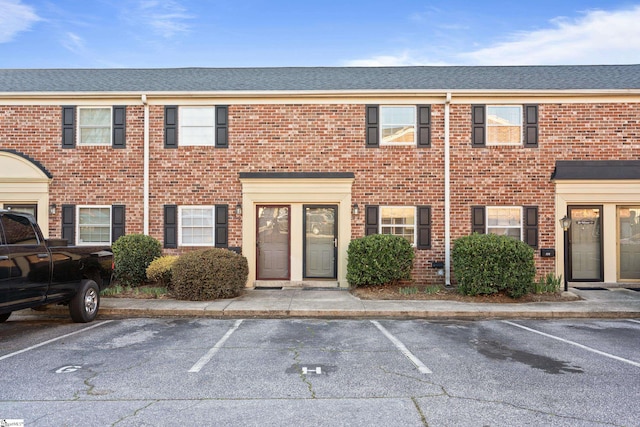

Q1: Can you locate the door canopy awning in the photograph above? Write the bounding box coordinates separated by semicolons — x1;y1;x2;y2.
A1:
552;160;640;181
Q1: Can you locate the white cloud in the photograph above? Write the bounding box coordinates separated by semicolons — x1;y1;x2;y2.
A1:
60;32;85;54
135;0;193;38
345;51;449;67
0;0;41;43
460;6;640;65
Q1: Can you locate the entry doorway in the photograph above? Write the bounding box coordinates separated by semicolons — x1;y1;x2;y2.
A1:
568;206;603;281
256;205;290;280
303;205;338;279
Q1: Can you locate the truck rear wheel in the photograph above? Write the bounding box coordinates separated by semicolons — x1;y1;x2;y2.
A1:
69;280;100;323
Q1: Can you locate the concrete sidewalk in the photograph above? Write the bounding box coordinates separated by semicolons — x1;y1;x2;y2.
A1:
89;287;640;319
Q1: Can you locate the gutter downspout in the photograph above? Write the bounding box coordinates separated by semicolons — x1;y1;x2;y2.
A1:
444;92;452;286
142;94;150;235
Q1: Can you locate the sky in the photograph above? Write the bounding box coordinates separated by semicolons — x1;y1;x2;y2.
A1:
1;0;639;68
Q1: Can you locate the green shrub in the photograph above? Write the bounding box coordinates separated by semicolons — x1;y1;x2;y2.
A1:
172;248;248;301
112;234;162;286
146;255;179;289
347;234;415;287
452;233;535;298
534;272;562;294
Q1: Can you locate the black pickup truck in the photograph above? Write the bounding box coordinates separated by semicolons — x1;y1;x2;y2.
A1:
0;210;113;323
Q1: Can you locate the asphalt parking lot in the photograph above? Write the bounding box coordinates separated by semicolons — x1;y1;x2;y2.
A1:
1;317;639;426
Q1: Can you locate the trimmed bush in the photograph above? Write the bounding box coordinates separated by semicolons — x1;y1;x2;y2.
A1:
347;234;415;287
112;234;162;286
146;255;179;290
172;248;248;301
452;233;535;298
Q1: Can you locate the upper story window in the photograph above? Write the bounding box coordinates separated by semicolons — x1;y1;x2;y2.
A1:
180;107;216;146
179;206;215;246
78;107;112;146
380;206;416;245
486;105;522;146
77;206;111;245
380;106;416;145
486;206;522;239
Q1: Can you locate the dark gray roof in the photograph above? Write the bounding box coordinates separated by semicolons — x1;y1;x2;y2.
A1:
1;65;640;93
552;160;640;180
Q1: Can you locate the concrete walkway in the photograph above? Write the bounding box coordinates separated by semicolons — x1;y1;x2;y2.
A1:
88;287;640;320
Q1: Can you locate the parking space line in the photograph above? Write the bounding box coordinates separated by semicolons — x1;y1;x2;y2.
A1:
188;319;243;373
370;320;432;374
626;319;640;325
0;320;114;362
503;320;640;368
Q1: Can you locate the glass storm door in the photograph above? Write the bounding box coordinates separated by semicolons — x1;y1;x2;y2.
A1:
304;205;337;279
256;206;290;280
619;207;640;281
569;206;603;281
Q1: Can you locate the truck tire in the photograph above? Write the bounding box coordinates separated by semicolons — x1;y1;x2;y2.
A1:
69;280;100;323
0;312;11;323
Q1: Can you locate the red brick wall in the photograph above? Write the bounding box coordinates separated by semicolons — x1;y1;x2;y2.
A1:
2;101;639;285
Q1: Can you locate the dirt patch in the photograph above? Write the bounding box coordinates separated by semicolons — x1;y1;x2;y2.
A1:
350;283;580;303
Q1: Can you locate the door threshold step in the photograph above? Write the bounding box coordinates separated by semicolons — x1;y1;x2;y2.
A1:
254;280;341;289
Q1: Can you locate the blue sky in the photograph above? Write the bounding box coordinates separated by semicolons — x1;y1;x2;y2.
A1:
1;0;639;68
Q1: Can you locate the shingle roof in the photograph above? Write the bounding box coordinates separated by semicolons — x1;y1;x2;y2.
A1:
1;65;640;93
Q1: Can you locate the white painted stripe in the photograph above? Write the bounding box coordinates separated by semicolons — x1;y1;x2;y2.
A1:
371;320;432;374
626;319;640;324
189;319;243;373
0;320;113;362
503;320;640;368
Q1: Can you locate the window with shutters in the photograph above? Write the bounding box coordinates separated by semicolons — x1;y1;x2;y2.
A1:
380;206;416;245
180;107;216;146
487;206;522;240
179;206;215;246
78;107;112;145
486;106;522;145
380;106;416;145
77;206;111;245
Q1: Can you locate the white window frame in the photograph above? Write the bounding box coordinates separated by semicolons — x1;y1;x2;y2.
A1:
77;106;112;146
178;206;216;246
486;105;522;146
379;206;417;246
179;106;216;146
486;206;523;240
380;105;416;146
76;205;112;246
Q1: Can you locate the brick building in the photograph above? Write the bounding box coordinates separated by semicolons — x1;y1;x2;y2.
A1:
0;66;639;287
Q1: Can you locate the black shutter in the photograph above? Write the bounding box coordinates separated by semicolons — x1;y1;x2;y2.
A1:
215;204;229;247
416;206;431;249
216;106;228;148
524;104;538;148
365;105;379;148
111;205;125;243
164;205;177;248
471;105;486;148
365;205;379;235
62;106;76;149
471;206;486;234
112;106;126;149
164;106;178;148
61;204;76;244
523;206;539;248
417;105;431;148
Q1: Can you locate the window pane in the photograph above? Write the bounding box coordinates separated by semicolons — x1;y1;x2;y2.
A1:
380;207;415;244
181;127;215;145
381;107;415;144
181;107;215;126
488;208;520;227
79;108;110;126
1;214;38;244
80;128;111;145
180;207;214;245
619;207;640;280
488;227;521;239
487;106;521;126
487;126;521;144
78;207;110;244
